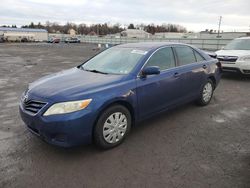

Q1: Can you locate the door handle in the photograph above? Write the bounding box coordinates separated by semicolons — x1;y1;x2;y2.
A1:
174;72;180;78
202;64;207;69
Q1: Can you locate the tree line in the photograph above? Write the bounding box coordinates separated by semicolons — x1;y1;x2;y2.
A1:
1;22;187;35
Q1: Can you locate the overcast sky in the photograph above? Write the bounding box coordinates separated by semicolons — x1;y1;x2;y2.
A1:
1;0;250;32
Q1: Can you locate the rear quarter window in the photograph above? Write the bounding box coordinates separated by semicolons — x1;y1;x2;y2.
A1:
194;50;205;62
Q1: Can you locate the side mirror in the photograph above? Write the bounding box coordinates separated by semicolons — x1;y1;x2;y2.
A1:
141;66;160;77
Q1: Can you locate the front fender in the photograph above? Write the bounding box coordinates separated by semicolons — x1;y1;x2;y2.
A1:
95;89;138;120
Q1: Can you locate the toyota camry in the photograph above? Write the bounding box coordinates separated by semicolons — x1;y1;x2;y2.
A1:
19;42;221;149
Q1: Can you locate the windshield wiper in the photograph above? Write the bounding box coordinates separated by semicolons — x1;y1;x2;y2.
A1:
83;68;108;74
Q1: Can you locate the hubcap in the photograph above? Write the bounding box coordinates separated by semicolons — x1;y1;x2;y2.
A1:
103;112;127;144
202;82;213;103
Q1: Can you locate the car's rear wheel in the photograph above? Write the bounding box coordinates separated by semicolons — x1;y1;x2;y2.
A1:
197;79;214;106
94;105;131;149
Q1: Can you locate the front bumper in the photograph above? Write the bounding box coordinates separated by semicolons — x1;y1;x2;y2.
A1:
19;104;96;147
221;61;250;74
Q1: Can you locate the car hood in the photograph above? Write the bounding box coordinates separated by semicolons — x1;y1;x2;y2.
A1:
216;50;250;57
28;67;126;101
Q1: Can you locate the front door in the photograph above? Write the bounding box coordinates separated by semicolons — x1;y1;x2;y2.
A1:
136;47;183;119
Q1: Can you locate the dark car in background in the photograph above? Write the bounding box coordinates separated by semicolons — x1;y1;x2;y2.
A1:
19;42;221;149
65;37;80;43
21;37;29;42
0;35;4;43
48;37;60;43
0;38;4;43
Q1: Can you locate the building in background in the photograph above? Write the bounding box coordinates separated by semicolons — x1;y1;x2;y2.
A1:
154;31;250;39
121;29;151;38
68;29;76;36
0;27;48;42
154;32;186;38
198;31;250;39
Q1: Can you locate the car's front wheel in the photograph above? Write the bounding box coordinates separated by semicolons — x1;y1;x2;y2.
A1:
197;79;214;106
94;105;131;149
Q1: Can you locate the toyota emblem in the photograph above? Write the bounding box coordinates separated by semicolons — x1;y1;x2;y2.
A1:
23;93;28;103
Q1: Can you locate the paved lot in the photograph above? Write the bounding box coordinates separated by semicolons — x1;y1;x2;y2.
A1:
0;43;250;188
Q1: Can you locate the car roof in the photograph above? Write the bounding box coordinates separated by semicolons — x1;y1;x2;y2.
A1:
115;42;190;50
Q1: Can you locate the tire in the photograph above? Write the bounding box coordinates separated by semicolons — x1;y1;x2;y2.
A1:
94;105;131;149
196;79;214;106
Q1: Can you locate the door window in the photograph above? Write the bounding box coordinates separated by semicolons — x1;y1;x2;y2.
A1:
145;47;176;70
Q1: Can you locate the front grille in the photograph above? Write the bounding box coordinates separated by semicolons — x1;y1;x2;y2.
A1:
23;100;47;115
217;56;238;63
222;67;240;73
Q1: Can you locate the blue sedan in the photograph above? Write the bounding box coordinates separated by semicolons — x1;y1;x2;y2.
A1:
19;42;221;149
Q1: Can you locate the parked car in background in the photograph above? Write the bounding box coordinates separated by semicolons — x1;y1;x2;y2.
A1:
19;42;221;149
65;37;80;43
216;37;250;74
48;37;60;43
21;38;29;42
0;36;4;43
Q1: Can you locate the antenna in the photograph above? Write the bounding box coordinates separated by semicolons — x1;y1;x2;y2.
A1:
217;16;222;38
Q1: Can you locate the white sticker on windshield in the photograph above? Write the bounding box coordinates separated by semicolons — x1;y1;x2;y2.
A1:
131;50;148;55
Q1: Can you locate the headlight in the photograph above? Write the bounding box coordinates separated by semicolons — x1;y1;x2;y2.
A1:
238;56;250;61
43;99;92;116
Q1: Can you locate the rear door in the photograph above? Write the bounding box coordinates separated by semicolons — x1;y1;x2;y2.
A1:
173;45;208;100
136;47;183;119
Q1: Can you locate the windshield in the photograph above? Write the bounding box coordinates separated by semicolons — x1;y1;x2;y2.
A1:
224;39;250;50
81;47;147;74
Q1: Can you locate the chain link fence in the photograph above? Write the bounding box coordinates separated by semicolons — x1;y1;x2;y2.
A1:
79;36;232;51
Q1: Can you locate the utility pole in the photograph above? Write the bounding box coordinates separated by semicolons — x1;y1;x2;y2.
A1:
97;24;99;36
217;16;222;38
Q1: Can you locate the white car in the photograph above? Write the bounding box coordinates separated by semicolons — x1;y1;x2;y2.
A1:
216;37;250;74
64;37;80;43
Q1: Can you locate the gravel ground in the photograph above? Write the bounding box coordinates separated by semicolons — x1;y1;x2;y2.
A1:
0;43;250;188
